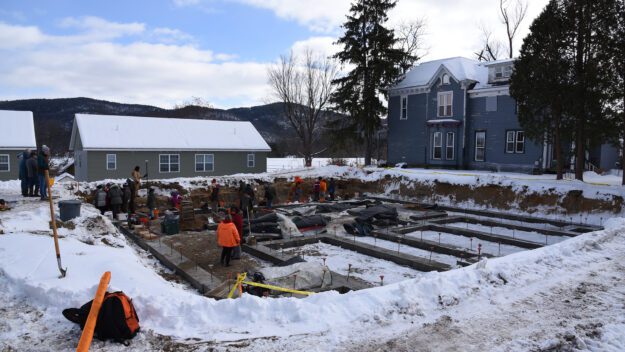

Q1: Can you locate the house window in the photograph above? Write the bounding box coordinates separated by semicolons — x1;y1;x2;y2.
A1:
506;131;525;154
195;154;214;172
437;91;453;117
494;65;513;79
442;74;450;85
247;153;255;168
475;131;486;161
159;154;180;173
0;154;8;172
106;154;116;170
432;132;442;160
400;96;408;120
446;132;455;160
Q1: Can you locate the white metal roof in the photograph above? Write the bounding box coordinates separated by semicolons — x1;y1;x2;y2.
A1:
0;110;37;150
393;57;489;90
70;114;271;152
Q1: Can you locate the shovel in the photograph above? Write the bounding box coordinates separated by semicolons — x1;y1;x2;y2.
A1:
45;170;67;278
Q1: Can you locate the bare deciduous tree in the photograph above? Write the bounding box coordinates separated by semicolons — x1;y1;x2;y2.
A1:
267;49;338;167
500;0;529;58
475;24;503;62
173;96;213;109
395;19;428;73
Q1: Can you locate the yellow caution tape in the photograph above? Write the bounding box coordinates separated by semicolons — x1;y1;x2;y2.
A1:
227;272;315;298
241;280;315;296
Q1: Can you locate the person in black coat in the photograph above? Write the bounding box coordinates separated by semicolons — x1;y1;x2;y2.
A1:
37;146;50;201
26;151;38;197
121;183;131;213
108;184;123;220
18;150;29;197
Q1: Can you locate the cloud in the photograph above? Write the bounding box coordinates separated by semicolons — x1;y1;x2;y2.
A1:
236;0;350;32
0;21;267;108
172;0;202;6
236;0;549;60
58;16;145;40
290;36;339;59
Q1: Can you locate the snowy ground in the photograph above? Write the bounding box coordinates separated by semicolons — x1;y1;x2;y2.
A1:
2;169;625;351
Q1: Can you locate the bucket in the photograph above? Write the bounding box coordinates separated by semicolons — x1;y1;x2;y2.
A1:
58;200;81;221
139;217;149;225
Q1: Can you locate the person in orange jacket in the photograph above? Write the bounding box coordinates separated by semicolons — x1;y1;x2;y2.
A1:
217;214;241;267
319;177;328;202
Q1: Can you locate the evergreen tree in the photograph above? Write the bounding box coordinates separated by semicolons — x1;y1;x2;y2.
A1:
331;0;404;165
510;0;572;180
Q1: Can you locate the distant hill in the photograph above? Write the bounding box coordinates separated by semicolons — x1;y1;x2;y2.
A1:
0;97;301;155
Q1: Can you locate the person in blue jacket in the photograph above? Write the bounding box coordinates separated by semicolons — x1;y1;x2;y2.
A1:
18;150;30;197
37;145;50;201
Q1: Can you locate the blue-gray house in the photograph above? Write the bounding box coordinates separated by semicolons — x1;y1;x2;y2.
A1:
387;57;619;173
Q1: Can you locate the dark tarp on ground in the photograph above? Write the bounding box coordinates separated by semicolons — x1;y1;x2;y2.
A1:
343;219;373;237
347;204;398;222
243;222;282;234
292;215;330;229
315;203;355;213
249;212;279;224
251;233;283;241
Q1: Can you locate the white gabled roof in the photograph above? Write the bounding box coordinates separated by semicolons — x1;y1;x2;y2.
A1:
71;114;271;152
392;57;488;90
0;110;37;150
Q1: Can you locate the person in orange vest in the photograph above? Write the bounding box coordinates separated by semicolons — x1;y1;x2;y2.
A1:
319;177;328;202
217;214;241;267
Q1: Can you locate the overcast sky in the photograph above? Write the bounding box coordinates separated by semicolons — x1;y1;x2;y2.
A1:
0;0;549;109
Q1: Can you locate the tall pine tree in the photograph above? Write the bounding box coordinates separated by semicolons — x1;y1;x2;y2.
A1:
331;0;404;165
510;0;572;180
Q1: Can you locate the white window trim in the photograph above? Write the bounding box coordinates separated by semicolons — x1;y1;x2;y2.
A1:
0;154;9;172
437;91;453;117
505;130;525;154
195;153;215;172
159;154;180;173
400;95;408;120
505;131;516;154
475;131;486;162
106;153;117;170
247;153;255;168
432;132;442;160
442;74;450;85
446;132;455;160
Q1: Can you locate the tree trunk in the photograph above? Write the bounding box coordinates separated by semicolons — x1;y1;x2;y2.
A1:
364;132;373;166
303;141;313;167
554;119;563;181
575;120;585;181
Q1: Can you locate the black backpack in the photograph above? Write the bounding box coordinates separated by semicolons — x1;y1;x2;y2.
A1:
63;291;140;343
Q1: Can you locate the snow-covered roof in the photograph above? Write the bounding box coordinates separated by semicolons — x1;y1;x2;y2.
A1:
393;57;488;90
0;110;37;150
70;114;271;152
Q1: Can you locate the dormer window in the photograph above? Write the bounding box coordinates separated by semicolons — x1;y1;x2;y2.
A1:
442;74;450;85
494;65;513;79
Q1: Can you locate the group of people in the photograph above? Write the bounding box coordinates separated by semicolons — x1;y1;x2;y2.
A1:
93;182;132;219
17;146;51;201
92;165;144;219
289;176;336;203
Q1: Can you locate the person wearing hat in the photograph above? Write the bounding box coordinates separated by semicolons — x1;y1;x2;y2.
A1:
216;214;241;267
37;146;50;201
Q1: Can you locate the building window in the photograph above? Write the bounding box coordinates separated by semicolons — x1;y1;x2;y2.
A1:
475;131;486;161
437;91;453;117
442;74;450;85
494;65;513;79
432;132;442;160
195;154;214;172
159;154;180;173
106;154;116;170
247;153;255;168
446;132;455;160
506;131;525;154
0;154;8;172
400;96;408;120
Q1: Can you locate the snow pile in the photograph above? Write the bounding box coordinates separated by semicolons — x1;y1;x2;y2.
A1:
2;191;625;348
